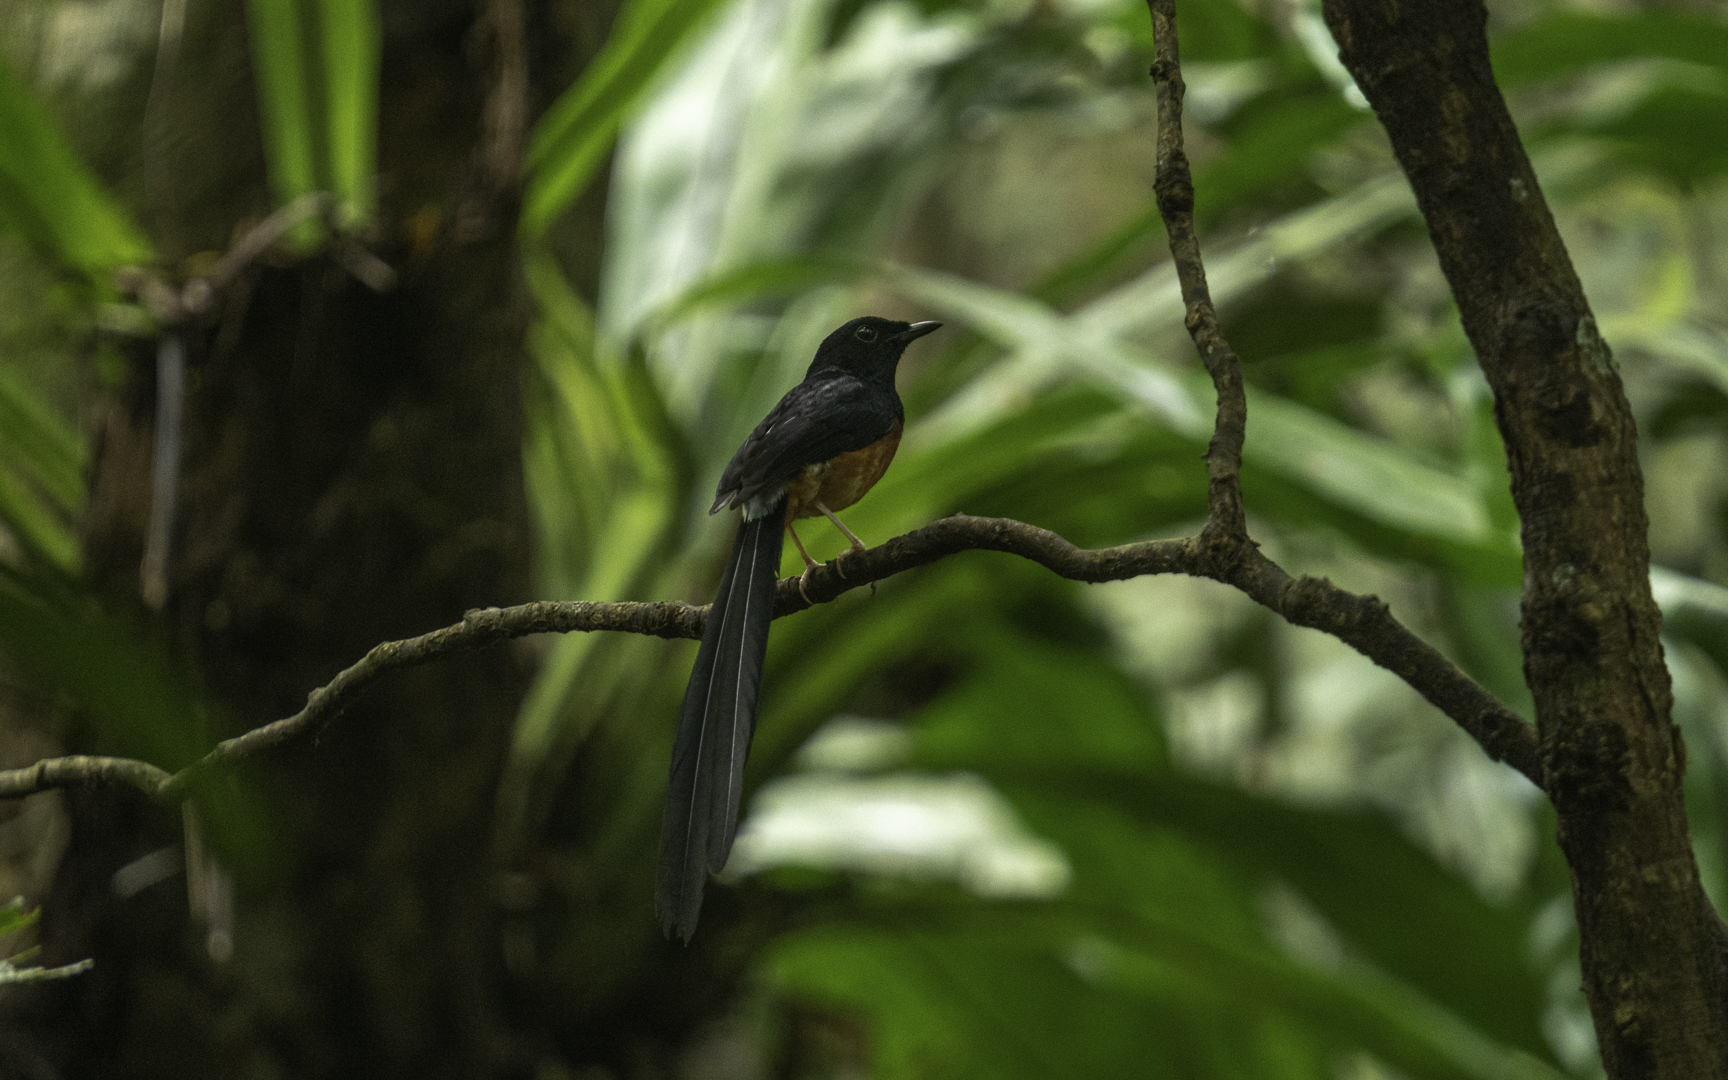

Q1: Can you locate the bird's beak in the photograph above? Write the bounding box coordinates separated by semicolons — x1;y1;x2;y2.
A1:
895;321;942;343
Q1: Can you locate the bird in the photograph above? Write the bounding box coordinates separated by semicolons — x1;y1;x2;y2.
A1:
656;315;942;941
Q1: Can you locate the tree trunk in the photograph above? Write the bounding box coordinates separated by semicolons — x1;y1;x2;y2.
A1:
22;3;604;1075
1319;1;1728;1075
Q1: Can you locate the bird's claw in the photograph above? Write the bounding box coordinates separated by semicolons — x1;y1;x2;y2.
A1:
801;545;873;603
837;543;874;596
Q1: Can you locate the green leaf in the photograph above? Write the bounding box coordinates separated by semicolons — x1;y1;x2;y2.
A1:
0;365;81;572
316;0;381;225
913;627;1167;775
771;921;1204;1080
1244;386;1514;559
766;897;1560;1080
750;561;993;775
0;955;95;984
0;896;94;984
1492;14;1728;184
1013;92;1369;360
1492;13;1728;87
246;0;322;249
641;255;873;333
1587;86;1728;185
0;574;274;877
0;897;37;938
0;364;82;515
0;578;206;772
884;263;1520;580
880;607;1548;1061
522;0;736;239
0;466;77;575
0;59;152;274
496;252;687;851
1050;772;1553;1061
1197;91;1361;222
1436;582;1532;719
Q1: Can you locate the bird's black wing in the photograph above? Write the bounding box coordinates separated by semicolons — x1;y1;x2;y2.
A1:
711;374;901;514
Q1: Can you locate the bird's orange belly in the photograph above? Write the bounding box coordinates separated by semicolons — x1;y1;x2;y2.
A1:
784;421;902;521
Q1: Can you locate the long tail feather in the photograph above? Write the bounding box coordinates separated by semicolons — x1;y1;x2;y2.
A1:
656;496;786;941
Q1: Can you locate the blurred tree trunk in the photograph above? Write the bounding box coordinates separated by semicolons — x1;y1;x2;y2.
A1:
1319;0;1728;1076
20;2;615;1076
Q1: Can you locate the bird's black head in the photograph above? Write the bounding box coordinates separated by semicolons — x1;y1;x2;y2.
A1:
806;316;941;381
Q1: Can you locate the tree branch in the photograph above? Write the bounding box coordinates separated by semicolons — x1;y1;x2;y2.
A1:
0;755;173;800
1147;0;1246;539
0;513;1542;804
1140;0;1538;774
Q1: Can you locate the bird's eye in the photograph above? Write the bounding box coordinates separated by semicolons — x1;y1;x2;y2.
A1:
854;325;878;343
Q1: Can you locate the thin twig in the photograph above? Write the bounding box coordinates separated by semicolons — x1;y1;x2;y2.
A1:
116;191;359;324
0;514;1542;804
196;192;333;302
1148;0;1247;539
140;333;185;610
160;599;704;800
1144;0;1534;772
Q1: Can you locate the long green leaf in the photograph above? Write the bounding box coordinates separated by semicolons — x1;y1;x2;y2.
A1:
316;0;380;226
1244;386;1500;550
767;901;1559;1080
883;263;1519;579
0;467;77;574
0;575;274;874
0;579;202;770
522;0;735;239
1022;772;1552;1061
0;364;82;513
0;367;82;572
0;59;151;273
246;0;322;249
899;631;1551;1060
496;252;686;851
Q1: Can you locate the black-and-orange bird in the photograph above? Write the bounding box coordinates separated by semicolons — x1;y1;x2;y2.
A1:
657;315;941;940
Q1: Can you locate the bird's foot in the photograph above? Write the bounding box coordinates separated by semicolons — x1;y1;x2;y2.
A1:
798;567;816;604
838;543;874;596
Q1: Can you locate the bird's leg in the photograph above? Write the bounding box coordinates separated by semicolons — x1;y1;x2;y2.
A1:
787;521;820;603
813;501;874;594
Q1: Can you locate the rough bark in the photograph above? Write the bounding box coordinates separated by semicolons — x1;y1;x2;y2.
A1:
15;3;561;1077
1319;0;1728;1075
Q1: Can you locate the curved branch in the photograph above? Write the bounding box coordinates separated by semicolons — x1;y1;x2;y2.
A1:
792;515;1541;784
0;755;173;801
0;514;1541;804
160;599;703;800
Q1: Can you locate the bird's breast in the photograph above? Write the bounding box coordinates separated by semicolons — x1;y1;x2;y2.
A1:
785;421;902;521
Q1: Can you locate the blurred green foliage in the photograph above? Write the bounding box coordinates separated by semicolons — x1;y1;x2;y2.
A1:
0;897;92;985
3;0;1728;1075
244;0;381;242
